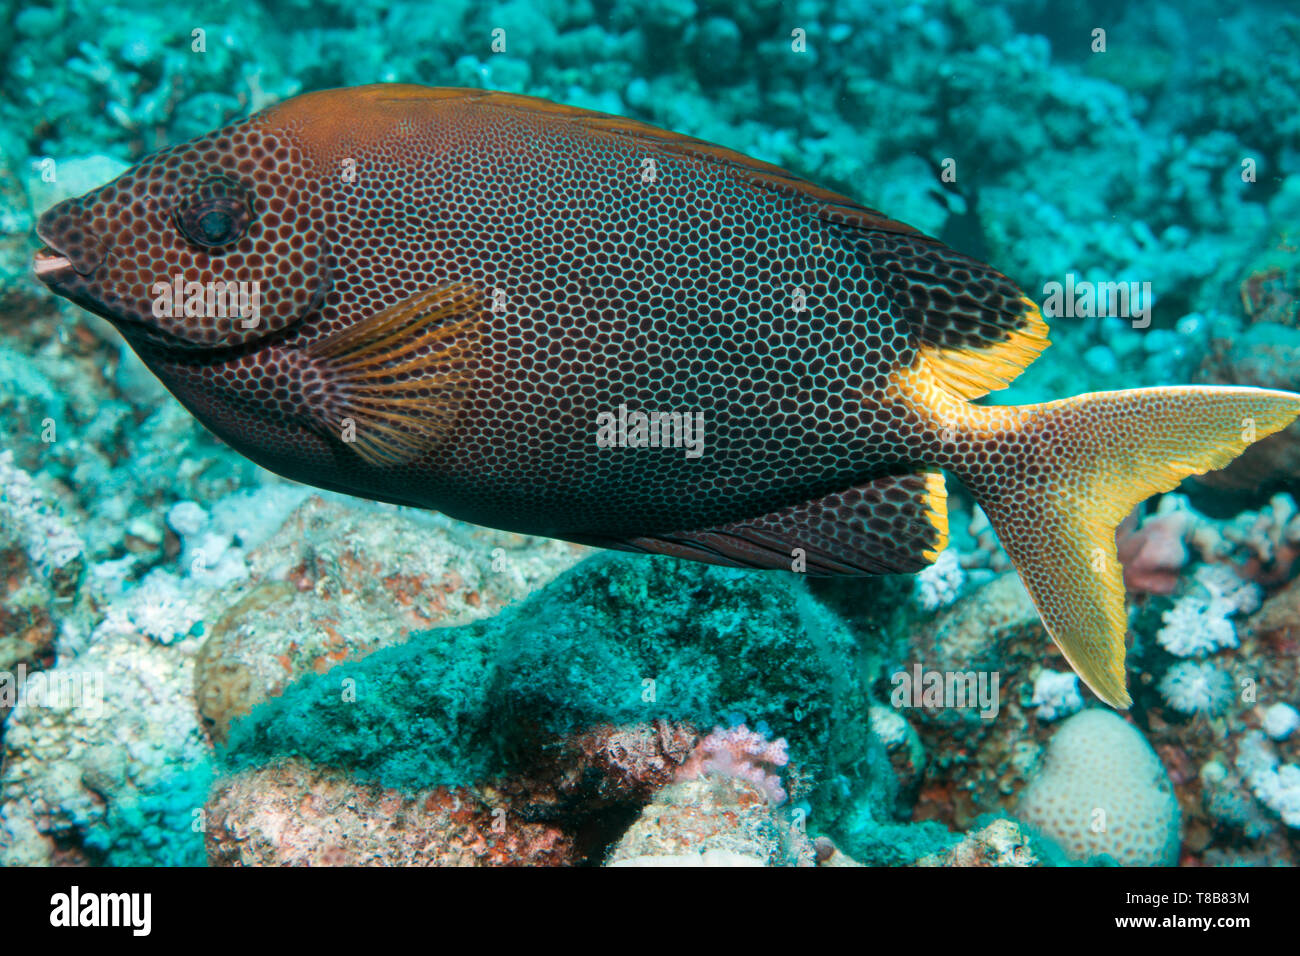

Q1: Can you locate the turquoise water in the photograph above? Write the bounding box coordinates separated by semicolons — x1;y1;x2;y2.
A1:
1;0;1298;867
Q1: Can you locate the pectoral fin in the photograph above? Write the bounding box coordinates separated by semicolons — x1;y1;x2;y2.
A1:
305;282;483;466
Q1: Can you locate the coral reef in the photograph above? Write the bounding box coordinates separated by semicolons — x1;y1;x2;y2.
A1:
1117;502;1191;595
673;724;790;805
0;622;211;866
915;818;1039;867
897;572;1053;830
913;548;966;611
1235;731;1300;830
218;553;878;817
0;454;82;730
190;493;584;741
0;486;579;865
1262;703;1300;741
1;0;1298;869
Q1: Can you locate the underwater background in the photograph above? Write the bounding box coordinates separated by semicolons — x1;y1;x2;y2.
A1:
1;0;1299;867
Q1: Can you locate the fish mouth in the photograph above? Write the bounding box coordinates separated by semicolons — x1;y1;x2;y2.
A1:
32;244;74;280
33;201;108;279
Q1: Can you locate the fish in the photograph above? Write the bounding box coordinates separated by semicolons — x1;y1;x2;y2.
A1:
32;83;1300;709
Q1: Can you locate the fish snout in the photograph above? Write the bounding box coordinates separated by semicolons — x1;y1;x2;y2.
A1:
33;200;109;281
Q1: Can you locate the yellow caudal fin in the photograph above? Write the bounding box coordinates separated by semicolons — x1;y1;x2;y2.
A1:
947;385;1300;708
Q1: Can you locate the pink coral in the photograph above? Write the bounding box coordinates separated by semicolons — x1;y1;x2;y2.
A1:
674;724;790;804
1117;506;1191;595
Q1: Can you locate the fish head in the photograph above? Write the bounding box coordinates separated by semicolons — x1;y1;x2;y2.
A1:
33;116;330;348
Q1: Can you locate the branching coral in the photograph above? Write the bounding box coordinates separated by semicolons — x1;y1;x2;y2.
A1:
1195;494;1300;586
1236;731;1300;829
1030;670;1084;723
673;724;790;805
1158;661;1235;717
1120;493;1300;592
914;548;965;611
1156;595;1238;658
1151;563;1258;658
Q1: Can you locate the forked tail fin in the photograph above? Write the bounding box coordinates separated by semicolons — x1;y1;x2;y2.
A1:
946;384;1300;708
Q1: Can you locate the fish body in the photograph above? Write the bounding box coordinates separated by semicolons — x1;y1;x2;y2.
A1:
33;84;1300;708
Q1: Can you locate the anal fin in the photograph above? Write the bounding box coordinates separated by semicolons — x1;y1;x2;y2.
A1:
586;471;949;576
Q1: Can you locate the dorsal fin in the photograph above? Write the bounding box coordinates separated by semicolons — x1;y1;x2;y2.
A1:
481;92;925;238
339;85;927;240
855;232;1051;400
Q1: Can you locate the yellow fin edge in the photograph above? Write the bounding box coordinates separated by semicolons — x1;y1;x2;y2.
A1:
919;295;1050;401
921;469;949;563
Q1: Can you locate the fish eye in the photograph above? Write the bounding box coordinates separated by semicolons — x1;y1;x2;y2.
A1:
174;174;253;250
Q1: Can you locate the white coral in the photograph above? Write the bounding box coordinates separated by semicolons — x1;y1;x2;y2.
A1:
1155;593;1238;657
1262;703;1300;741
0;450;84;575
1158;660;1234;716
1030;670;1084;722
94;570;203;646
1194;563;1261;615
1236;731;1300;829
914;548;964;611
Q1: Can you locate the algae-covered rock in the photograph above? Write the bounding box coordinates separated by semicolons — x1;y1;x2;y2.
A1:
221;552;878;818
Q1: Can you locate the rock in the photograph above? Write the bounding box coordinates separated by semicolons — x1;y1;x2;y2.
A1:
193;493;586;741
206;761;574;866
605;775;814;867
0;625;210;866
219;552;876;815
916;818;1039;867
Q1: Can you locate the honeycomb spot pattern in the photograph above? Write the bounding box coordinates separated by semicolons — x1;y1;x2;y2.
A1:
607;470;946;575
41;86;995;545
